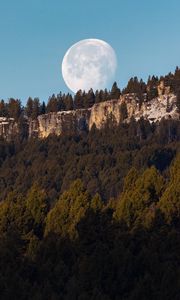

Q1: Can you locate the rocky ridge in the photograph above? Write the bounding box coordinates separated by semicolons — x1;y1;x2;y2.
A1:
0;88;179;141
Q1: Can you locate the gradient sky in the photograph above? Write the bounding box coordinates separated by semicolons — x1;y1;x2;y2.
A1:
0;0;180;104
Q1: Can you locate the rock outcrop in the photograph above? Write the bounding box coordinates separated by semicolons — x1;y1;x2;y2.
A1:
0;117;19;141
90;93;179;128
125;93;179;122
0;92;179;141
89;99;122;130
29;109;91;138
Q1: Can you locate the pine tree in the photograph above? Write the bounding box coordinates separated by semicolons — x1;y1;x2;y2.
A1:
65;94;73;110
0;100;8;117
26;184;48;226
74;90;83;109
47;94;58;112
95;90;101;103
8;98;22;120
110;82;121;99
84;88;95;108
114;166;164;227
147;76;158;100
104;88;110;101
158;154;180;224
40;101;46;115
57;92;65;111
32;98;40;119
120;102;128;121
26;97;34;118
45;180;90;238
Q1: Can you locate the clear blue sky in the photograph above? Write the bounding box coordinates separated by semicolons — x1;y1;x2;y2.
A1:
0;0;180;104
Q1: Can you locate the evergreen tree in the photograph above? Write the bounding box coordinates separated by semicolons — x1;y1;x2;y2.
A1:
0;192;32;236
95;90;101;103
110;82;121;99
65;94;73;110
57;92;66;111
128;116;137;136
26;184;48;227
158;154;180;224
137;117;152;140
0;100;8;117
32;98;40;119
84;88;95;108
147;76;159;100
120;102;128;121
40;101;46;115
114;166;164;227
26;97;34;118
8;98;22;120
45;179;90;238
74;90;83;109
47;94;58;112
104;88;110;101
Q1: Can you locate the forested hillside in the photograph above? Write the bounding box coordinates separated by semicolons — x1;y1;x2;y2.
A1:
0;115;179;299
0;118;179;202
0;68;180;299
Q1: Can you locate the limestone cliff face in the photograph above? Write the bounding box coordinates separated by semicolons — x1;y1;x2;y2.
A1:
122;93;179;122
89;93;179;129
157;80;171;98
89;99;122;129
29;109;91;138
0;117;19;141
31;94;178;138
0;91;179;141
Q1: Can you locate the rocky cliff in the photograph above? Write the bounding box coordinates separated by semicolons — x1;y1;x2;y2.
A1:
0;91;179;140
29;109;91;138
0;117;19;141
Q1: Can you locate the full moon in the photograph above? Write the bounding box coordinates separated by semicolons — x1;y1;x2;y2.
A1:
62;39;117;93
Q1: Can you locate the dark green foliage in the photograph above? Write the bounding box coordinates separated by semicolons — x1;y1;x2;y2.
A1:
46;92;73;113
31;98;40;119
0;100;8;117
45;179;91;238
65;93;73;110
74;89;83;109
123;76;146;96
8;98;22;121
158;154;180;224
84;88;95;108
0;119;179;203
114;166;164;227
120;101;128;121
110;82;121;99
26;184;48;226
164;66;180;94
0;153;180;299
46;94;58;112
26;97;41;119
147;75;158;100
26;97;34;118
40;101;46;114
